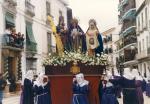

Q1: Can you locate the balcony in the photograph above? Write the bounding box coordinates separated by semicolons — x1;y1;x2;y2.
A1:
122;0;128;6
103;35;112;44
118;4;122;11
122;8;136;21
124;49;137;62
124;35;137;46
26;41;37;53
25;0;35;17
2;32;24;51
122;26;136;37
104;48;113;54
4;0;17;6
137;50;148;60
121;21;135;32
118;0;128;11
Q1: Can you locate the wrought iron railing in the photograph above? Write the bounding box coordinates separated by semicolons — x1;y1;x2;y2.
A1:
26;41;37;53
124;35;137;46
2;33;24;49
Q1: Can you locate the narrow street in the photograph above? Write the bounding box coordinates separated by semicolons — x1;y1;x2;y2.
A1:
3;96;20;104
0;0;150;104
3;94;150;104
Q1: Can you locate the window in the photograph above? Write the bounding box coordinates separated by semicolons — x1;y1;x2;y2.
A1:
47;32;52;52
142;39;144;51
146;36;148;49
145;7;148;28
26;21;37;52
46;1;51;15
26;59;37;71
138;17;140;31
5;12;15;29
141;13;144;29
139;41;141;53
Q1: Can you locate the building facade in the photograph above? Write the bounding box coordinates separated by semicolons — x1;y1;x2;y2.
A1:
102;27;119;72
136;0;150;77
0;0;68;93
117;0;137;69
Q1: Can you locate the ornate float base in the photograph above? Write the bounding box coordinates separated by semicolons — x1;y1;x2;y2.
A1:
45;64;105;104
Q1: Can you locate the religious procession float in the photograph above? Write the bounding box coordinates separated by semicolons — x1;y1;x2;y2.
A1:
42;15;108;104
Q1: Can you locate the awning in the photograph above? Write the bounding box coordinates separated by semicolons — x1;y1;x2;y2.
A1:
5;12;15;27
26;22;36;43
26;22;37;52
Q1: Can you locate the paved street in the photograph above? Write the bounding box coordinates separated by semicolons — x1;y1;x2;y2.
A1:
118;94;150;104
2;94;150;104
3;96;20;104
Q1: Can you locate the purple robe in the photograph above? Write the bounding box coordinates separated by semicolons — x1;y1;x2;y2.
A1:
101;85;118;104
135;80;144;104
113;76;122;98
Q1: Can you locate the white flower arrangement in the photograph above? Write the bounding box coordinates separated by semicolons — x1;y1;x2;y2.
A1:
43;52;108;67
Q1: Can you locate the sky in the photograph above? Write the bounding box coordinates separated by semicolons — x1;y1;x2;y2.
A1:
68;0;119;32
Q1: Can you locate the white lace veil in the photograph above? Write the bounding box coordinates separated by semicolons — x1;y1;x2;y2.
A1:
25;70;33;81
132;69;143;81
123;68;134;80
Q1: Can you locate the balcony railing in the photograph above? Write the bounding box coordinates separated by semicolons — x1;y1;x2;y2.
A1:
104;48;113;54
122;8;136;21
26;41;37;53
124;35;137;46
124;49;136;62
118;4;122;11
122;0;128;6
122;26;136;37
103;36;112;44
118;0;128;11
5;0;17;6
2;33;24;50
137;50;148;59
121;21;135;32
25;0;35;17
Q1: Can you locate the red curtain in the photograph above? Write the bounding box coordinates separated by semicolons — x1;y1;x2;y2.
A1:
49;76;100;104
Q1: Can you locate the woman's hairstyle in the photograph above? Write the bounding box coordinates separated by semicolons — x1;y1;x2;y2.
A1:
86;19;99;33
89;19;97;26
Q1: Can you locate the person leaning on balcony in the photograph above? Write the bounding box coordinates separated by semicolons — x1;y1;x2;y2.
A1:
15;32;24;48
4;27;11;45
0;73;7;104
9;28;16;46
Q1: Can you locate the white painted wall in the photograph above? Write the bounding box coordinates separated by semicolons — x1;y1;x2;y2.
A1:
0;0;68;74
102;27;119;69
136;1;150;77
